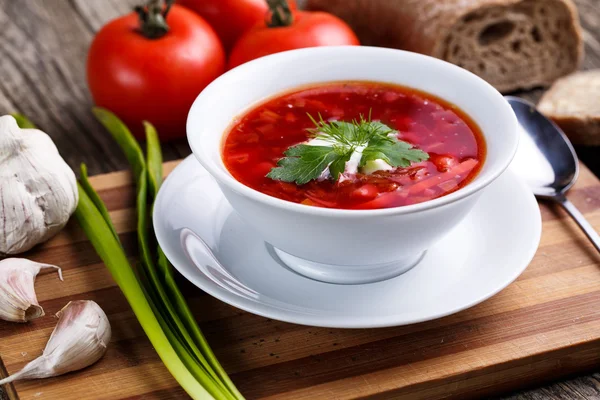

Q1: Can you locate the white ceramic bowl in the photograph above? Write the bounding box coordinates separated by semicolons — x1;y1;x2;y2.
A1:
187;46;518;284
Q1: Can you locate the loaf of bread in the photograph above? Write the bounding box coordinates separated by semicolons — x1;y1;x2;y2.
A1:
538;70;600;146
306;0;584;93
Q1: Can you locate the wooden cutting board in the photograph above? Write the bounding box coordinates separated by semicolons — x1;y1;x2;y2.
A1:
1;160;600;400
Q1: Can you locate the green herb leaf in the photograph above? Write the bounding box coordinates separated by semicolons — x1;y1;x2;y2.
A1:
268;113;429;185
267;144;344;185
328;150;353;181
307;114;392;147
362;135;429;168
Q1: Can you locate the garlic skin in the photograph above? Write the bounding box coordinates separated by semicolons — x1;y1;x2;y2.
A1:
0;300;111;385
0;258;62;323
0;115;78;255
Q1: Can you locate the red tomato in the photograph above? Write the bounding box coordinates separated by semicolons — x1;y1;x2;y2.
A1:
87;5;225;140
431;155;458;172
350;184;379;201
228;10;359;69
177;0;297;51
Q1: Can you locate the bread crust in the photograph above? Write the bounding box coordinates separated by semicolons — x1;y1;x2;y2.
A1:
307;0;584;93
538;70;600;146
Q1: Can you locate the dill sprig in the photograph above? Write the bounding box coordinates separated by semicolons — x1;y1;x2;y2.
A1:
307;111;395;148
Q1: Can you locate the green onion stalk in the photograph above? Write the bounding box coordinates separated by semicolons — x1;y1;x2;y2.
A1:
12;112;244;400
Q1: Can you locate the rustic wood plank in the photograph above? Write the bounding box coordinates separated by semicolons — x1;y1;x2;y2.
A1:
499;4;600;399
0;0;188;176
0;358;15;400
0;160;597;400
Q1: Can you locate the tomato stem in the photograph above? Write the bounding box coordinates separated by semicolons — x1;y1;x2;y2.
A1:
134;0;174;39
266;0;294;28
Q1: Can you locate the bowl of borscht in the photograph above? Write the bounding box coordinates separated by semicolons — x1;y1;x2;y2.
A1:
187;46;518;284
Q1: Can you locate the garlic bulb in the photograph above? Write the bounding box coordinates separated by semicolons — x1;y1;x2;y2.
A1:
0;300;111;385
0;115;78;255
0;258;62;322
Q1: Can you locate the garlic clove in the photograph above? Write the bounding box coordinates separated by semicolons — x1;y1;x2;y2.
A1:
0;258;63;323
0;115;78;256
0;300;111;385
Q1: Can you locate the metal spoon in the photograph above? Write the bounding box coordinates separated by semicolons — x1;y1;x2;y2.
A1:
506;96;600;252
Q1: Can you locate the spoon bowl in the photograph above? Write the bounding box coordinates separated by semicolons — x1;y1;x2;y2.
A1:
506;96;599;252
507;97;579;197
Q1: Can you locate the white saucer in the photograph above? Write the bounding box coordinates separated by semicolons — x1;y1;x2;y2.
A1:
154;156;541;328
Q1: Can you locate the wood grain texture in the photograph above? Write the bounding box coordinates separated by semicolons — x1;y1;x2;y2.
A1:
0;160;597;400
0;0;189;176
0;0;596;175
0;0;598;399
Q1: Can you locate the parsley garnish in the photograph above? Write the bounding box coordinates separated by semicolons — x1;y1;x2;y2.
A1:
266;113;429;185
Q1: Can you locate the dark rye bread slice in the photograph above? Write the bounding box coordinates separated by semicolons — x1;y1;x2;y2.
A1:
306;0;584;93
538;70;600;146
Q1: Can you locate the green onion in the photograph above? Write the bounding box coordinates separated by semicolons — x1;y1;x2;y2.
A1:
11;113;36;129
145;122;244;399
71;109;244;399
79;164;121;243
75;183;213;399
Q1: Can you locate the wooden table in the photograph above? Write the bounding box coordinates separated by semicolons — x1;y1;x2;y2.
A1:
0;1;598;399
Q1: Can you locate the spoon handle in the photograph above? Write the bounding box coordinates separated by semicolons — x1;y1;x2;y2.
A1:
557;196;600;253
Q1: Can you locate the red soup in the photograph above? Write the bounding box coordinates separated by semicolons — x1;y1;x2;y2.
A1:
222;82;485;210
